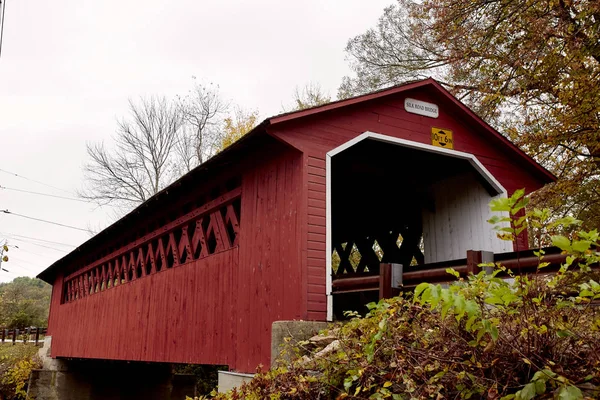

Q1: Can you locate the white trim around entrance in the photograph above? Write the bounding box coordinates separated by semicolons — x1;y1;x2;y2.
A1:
324;131;507;321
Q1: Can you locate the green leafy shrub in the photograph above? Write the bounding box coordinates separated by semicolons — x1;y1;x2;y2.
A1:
0;345;41;400
210;190;599;399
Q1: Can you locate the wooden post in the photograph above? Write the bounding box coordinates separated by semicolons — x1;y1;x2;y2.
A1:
12;329;17;345
379;263;392;300
34;327;40;345
466;250;494;275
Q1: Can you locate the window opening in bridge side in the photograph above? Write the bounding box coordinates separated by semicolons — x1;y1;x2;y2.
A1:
60;178;242;304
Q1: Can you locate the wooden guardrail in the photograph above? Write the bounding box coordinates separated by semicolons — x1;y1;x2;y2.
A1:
332;247;575;299
0;327;46;345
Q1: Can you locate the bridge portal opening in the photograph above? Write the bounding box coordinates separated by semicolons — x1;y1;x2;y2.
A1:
327;133;510;320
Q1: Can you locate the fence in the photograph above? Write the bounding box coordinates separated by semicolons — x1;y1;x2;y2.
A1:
332;247;577;299
0;327;46;345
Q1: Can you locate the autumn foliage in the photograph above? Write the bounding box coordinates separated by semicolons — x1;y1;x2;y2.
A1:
340;0;600;230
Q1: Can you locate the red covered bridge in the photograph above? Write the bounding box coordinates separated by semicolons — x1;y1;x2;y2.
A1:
38;78;554;374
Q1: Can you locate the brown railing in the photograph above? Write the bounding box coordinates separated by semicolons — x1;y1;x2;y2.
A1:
62;187;241;304
332;247;575;299
0;327;46;345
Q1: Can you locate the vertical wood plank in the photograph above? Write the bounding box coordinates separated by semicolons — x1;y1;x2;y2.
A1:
379;263;392;300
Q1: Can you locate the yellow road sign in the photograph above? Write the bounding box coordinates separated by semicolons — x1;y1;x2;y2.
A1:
431;127;454;149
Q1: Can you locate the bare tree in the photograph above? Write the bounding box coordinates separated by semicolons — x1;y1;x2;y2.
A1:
81;81;228;210
178;78;228;165
81;96;184;208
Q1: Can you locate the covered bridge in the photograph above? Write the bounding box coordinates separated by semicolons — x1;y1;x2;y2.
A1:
38;78;554;374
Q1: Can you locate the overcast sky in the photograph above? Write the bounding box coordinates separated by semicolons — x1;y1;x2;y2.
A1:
0;0;391;283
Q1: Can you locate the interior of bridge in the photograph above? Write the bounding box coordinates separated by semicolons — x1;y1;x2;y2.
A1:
330;137;497;319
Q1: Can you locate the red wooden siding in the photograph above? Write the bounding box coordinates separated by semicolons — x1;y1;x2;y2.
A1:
49;248;238;365
306;155;328;320
46;144;306;373
235;147;305;372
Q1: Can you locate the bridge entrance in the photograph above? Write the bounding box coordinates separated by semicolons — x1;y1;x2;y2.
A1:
326;132;511;320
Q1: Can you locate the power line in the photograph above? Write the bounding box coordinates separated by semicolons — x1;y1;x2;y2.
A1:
7;260;40;274
10;244;52;257
5;237;69;253
9;256;45;270
0;168;74;195
0;0;6;59
4;236;68;252
1;209;91;233
0;185;91;203
0;232;75;248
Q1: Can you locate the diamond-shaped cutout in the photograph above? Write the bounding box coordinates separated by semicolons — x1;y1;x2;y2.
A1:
331;248;341;274
155;253;163;272
221;207;236;245
349;243;361;271
202;218;218;254
136;259;143;278
372;240;383;262
128;265;134;281
396;233;403;248
145;247;153;275
166;247;174;269
205;225;217;254
94;270;99;292
106;263;113;288
193;237;203;259
179;246;189;264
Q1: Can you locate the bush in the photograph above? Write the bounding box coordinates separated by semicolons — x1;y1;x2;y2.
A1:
212;191;600;399
0;345;41;400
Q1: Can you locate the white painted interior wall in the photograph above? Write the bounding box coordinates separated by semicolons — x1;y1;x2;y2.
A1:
422;171;512;263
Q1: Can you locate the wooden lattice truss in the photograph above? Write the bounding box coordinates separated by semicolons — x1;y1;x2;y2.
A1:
333;218;424;277
63;188;241;303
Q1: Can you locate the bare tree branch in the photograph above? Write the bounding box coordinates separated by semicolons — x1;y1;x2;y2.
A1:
178;78;229;165
80;81;228;211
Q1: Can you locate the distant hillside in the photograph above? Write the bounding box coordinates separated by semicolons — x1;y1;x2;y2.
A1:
0;277;51;328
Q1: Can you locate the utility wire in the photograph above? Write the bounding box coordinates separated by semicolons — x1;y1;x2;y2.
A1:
0;0;6;59
0;185;91;203
9;256;45;269
0;232;75;248
7;260;40;274
5;237;68;252
1;209;91;233
10;245;49;257
0;168;74;195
